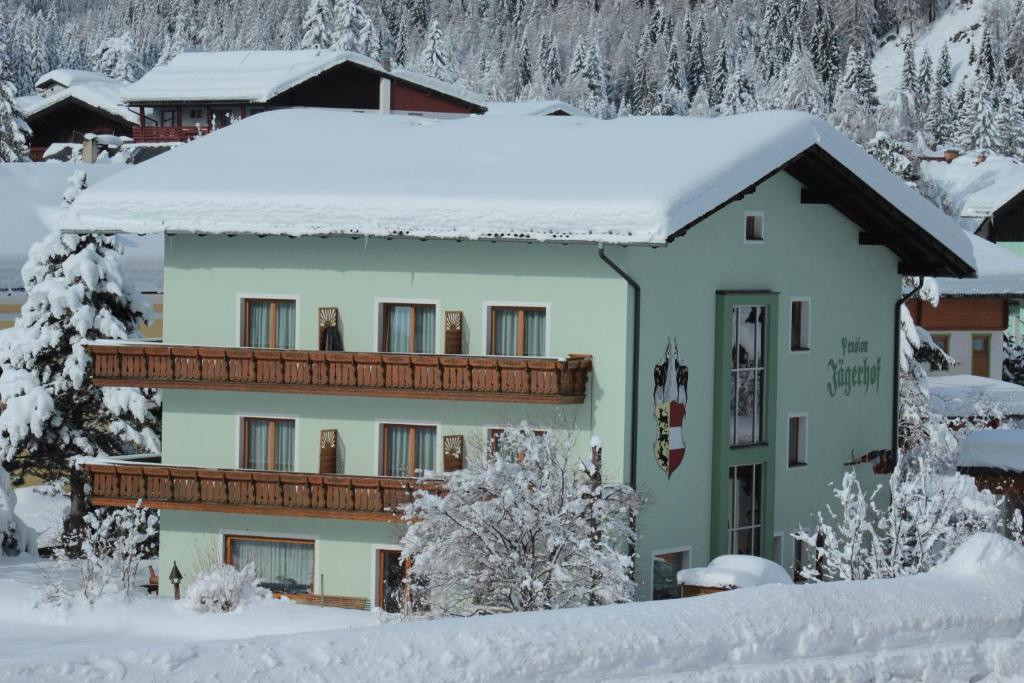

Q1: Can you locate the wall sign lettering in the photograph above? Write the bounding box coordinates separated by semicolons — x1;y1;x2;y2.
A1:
827;336;883;397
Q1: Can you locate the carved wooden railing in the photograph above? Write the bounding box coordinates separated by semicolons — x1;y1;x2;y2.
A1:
132;126;211;142
88;344;592;404
84;462;440;521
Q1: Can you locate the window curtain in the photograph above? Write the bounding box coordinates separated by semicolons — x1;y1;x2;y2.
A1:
386;306;411;353
230;539;313;594
246;301;271;348
274;420;295;471
385;426;411;477
245;419;269;470
415;427;436;473
414;306;435;353
523;310;546;356
492;309;519;355
275;302;296;349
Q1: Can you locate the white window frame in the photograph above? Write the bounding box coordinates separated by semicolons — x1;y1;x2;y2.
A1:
786;413;808;468
373;297;442;354
234;413;301;471
650;545;692;600
375;419;442;476
236;293;301;349
789;297;811;353
481;301;552;357
744;211;765;243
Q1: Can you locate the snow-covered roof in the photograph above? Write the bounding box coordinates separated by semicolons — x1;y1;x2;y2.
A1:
18;73;137;128
0;163;162;293
927;375;1024;418
921;154;1024;227
677;555;792;589
34;69;118;91
958;429;1024;472
484;100;589;117
58;109;973;271
122;50;485;109
936;233;1024;298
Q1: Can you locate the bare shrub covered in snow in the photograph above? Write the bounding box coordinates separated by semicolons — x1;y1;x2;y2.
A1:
182;563;269;613
0;172;161;546
401;425;640;617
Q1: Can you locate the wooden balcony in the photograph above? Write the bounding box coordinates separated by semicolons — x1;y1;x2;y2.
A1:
131;125;211;143
84;462;439;521
88;343;592;404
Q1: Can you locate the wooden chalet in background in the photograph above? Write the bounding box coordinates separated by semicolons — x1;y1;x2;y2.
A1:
122;50;488;142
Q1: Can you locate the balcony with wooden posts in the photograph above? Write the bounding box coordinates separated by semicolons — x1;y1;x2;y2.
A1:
84;461;440;521
131;125;211;143
87;343;593;404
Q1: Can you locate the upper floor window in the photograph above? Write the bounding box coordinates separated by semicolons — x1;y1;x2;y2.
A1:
730;305;767;447
489;306;546;357
242;417;295;471
381;424;437;477
652;549;690;600
242;298;296;349
745;212;764;242
787;414;807;467
381;303;436;353
932;333;950;354
790;299;810;351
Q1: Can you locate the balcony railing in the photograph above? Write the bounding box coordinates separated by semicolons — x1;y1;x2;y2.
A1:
131;126;211;143
84;462;440;521
88;343;592;404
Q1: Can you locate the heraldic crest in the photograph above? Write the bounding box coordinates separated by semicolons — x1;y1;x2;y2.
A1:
653;337;689;478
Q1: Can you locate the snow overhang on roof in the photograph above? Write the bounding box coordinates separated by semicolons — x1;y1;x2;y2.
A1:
122;50;486;111
935;232;1024;298
485;100;591;117
921;154;1024;221
19;78;137;128
58;108;974;277
34;68;118;91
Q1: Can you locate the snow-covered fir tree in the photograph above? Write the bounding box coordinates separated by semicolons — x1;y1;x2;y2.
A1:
810;0;842;103
773;43;826;116
0;172;161;542
935;43;953;88
867;131;916;181
401;426;640;616
969;77;1000;151
415;18;454;81
332;0;379;57
92;32;143;83
996;80;1024;157
0;52;28;163
299;0;335;50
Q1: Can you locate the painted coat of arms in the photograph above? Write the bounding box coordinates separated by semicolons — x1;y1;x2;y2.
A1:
653;337;689;478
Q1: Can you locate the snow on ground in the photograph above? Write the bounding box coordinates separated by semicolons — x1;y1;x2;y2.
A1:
2;534;1022;682
872;0;990;97
12;485;68;548
958;429;1024;472
0;162;162;293
929;374;1024;417
59;109;971;264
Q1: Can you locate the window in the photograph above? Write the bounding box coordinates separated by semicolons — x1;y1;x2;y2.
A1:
971;335;990;377
376;549;427;613
488;306;546;356
772;533;783;564
745;213;764;241
381;303;436;353
932;334;950;354
247;107;266;116
787;415;807;467
159;109;176;127
652;550;690;600
225;536;313;594
730;305;767;446
241;417;295;471
188;108;205;120
381;424;437;476
242;298;296;349
790;299;810;351
727;463;763;555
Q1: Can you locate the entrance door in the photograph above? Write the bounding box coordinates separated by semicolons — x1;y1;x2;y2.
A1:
711;293;778;559
377;549;405;613
971;335;990;377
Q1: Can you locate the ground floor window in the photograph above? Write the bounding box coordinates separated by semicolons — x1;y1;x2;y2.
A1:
727;463;764;555
652;550;690;600
376;549;427;613
225;535;314;595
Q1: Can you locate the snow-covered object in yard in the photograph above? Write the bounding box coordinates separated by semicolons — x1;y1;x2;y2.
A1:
16;70;137;128
59;108;973;265
872;0;990;98
182;562;269;613
928;374;1024;417
0;468;36;556
677;554;792;589
8;533;1024;682
935;232;1024;298
123;50;485;109
0;163;161;293
921;153;1024;231
958;429;1024;472
484;99;590;117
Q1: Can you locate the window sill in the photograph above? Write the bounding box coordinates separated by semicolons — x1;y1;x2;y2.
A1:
787;462;808;470
789;347;811;353
729;442;769;450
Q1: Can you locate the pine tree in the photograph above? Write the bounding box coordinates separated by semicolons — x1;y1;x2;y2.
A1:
936;44;953;88
852;46;879;106
416;18;455;81
664;36;681;91
867;131;916;181
332;0;380;57
835;0;877;55
686;16;708;98
900;35;916;93
92;33;143;83
831;48;877;143
541;30;562;87
631;62;652;114
924;84;952;145
517;34;533;94
997;80;1024;157
0;172;161;543
970;80;1000;151
810;0;842;103
709;39;729;108
0;54;28;162
758;0;789;81
916;51;933;113
774;44;827;116
978;27;996;83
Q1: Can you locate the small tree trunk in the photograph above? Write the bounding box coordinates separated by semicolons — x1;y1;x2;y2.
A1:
586;445;603;606
65;465;89;556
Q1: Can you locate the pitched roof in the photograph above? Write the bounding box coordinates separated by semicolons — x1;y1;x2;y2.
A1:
122;50;486;110
59;108;973;276
936;232;1024;298
920;153;1024;229
34;69;118;90
18;72;137;127
484;100;590;117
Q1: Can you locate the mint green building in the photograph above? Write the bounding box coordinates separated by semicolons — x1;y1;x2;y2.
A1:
67;110;971;607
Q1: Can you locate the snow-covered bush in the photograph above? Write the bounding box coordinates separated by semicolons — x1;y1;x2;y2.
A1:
0;465;36;556
79;502;158;602
1003;334;1024;386
182;562;268;613
401;425;641;617
797;455;1008;581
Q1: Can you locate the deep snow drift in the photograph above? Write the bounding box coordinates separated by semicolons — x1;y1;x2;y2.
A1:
4;534;1023;682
